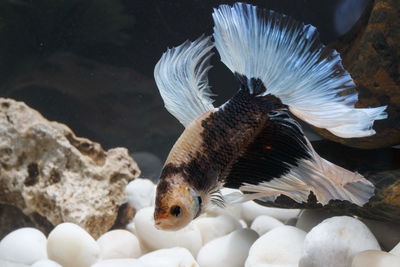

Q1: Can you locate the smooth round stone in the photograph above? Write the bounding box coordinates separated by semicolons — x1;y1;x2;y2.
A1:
0;259;29;267
31;259;62;267
193;214;242;244
92;259;144;267
134;207;202;256
126;221;136;235
47;223;100;267
246;225;306;267
241;201;300;224
351;250;400;267
139;247;199;267
250;215;284;236
0;227;47;264
97;230;142;259
390;241;400;256
361;219;400;251
197;229;259;267
299;216;381;267
125;178;155;211
239;219;248;228
206;204;243;221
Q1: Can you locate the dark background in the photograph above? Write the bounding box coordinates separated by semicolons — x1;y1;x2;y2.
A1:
0;0;368;177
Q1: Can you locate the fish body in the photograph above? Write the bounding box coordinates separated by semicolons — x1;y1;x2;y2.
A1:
153;3;387;230
155;85;285;229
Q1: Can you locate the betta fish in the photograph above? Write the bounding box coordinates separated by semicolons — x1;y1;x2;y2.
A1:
152;3;387;230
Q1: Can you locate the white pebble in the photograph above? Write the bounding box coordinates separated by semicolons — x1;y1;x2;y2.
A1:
31;259;62;267
197;229;259;267
139;247;199;267
97;230;142;259
246;225;306;267
241;201;300;224
92;258;144;267
0;259;29;267
193;214;242;244
351;250;400;267
125;178;156;211
239;219;248;228
299;216;381;267
250;215;284;236
134;207;202;256
126;221;136;236
47;223;100;267
390;241;400;256
0;227;47;264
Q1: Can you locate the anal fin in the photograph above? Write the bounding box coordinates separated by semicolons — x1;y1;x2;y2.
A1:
223;109;375;206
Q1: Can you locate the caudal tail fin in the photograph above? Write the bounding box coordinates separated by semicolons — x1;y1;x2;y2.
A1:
212;3;387;138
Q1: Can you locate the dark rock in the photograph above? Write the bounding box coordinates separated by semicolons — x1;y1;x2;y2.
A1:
313;0;400;148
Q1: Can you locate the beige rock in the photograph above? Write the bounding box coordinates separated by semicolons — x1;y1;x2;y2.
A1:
0;98;140;238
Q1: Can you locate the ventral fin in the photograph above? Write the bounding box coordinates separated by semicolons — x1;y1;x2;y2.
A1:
223;109;375;207
154;35;215;127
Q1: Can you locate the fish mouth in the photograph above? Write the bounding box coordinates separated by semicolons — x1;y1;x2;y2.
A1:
154;214;173;230
154;219;174;231
154;216;187;231
154;219;163;230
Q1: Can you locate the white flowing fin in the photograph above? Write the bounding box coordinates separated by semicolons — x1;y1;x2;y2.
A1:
154;35;215;127
238;140;375;206
212;3;387;138
223;109;375;207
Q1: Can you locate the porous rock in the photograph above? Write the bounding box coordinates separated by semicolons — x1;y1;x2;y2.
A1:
0;98;140;238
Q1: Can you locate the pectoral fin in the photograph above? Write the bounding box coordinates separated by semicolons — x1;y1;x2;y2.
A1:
154;36;215;127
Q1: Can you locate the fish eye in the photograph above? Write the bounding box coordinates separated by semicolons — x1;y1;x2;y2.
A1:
196;196;202;206
170;205;182;218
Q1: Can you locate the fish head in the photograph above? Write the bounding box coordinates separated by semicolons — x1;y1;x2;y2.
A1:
154;176;202;231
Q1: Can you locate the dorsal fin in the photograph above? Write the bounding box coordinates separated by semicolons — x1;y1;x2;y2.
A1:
235;73;267;96
223;109;375;206
212;3;387;138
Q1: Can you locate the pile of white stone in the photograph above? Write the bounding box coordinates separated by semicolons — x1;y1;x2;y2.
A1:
1;178;400;267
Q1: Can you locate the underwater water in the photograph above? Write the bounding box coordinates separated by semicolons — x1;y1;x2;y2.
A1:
0;0;399;266
0;0;370;162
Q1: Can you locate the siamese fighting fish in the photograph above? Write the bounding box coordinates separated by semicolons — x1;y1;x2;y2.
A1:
153;3;387;230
